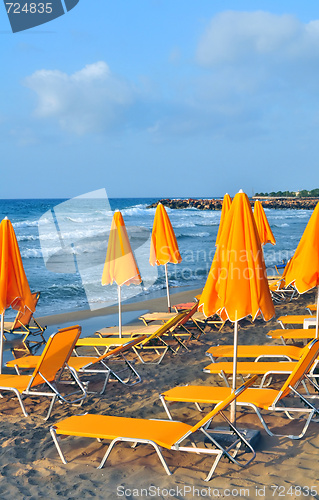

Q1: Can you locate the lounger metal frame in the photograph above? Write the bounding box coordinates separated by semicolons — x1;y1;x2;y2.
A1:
50;376;257;482
159;340;319;440
3;291;46;344
1;326;87;419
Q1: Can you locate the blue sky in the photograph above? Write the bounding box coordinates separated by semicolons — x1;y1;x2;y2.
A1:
1;0;319;199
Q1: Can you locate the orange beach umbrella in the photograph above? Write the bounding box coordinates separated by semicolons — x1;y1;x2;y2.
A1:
253;200;276;246
150;203;182;311
0;217;34;373
102;211;142;337
198;190;275;419
284;201;319;337
215;193;232;246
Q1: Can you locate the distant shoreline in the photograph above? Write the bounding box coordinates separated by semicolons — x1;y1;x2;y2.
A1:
148;197;319;210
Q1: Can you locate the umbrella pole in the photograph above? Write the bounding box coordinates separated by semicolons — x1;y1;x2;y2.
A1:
316;286;319;339
118;285;122;338
230;319;239;423
0;313;4;375
164;263;171;312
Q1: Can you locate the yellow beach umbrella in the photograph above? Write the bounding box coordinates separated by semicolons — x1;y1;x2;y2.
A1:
150;203;182;311
198;190;275;420
284;201;319;337
0;217;35;373
102;211;142;337
253;200;276;246
215;193;232;246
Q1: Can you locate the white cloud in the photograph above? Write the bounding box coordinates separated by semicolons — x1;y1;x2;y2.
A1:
24;62;136;135
21;13;319;143
196;11;319;66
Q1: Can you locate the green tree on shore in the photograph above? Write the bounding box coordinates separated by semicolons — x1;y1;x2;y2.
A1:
255;189;319;198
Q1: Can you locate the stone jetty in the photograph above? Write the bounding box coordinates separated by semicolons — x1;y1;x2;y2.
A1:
147;197;319;210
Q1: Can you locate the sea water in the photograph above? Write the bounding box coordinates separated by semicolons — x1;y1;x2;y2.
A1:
0;196;312;319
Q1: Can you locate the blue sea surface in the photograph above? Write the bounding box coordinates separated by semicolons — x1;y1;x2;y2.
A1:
0;196;312;319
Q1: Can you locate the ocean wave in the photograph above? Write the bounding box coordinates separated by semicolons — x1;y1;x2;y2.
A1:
120;204;155;217
195;220;219;226
39;227;108;243
47;283;84;292
64;214;112;224
274;223;289;228
13;220;39;228
21;248;43;258
178;231;210;238
17;234;38;242
174;222;196;228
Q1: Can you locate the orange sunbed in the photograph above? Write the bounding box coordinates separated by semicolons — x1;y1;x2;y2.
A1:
159;340;319;439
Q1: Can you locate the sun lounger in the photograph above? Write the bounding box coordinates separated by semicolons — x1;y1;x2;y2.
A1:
7;336;147;395
267;329;317;345
277;315;314;329
77;313;188;364
173;301;197;311
172;294;201;311
159;339;319;439
203;360;312;387
206;344;303;362
95;323;159;337
49;376;257;482
92;312;190;361
138;302;204;342
3;291;46;343
268;281;299;303
0;325;87;419
139;305;224;335
306;304;316;314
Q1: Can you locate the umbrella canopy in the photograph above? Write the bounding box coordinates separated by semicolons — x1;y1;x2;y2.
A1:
215;193;232;246
150;203;182;311
0;217;34;373
284;201;319;336
199;192;275;322
253;200;276;246
198;190;275;420
102;211;141;336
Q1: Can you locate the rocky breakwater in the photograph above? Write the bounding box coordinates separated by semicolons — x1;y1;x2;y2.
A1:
147;198;319;210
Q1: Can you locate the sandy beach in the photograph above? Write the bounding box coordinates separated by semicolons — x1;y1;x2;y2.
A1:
1;286;319;499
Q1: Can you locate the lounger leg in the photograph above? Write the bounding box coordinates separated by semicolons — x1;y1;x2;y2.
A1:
44;395;58;421
195;402;203;412
99;371;111;395
152;442;172;476
0;388;29;417
15;392;29;417
218;370;230;387
132;346;169;365
237;401;317;439
98;438;172;476
159;395;173;420
50;427;68;464
204;452;224;482
98;438;121;469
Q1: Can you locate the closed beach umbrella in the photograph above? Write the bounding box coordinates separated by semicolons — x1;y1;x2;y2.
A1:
150;203;182;311
253;200;276;246
284;201;319;337
102;211;142;337
198;190;275;420
215;193;232;246
0;217;34;373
